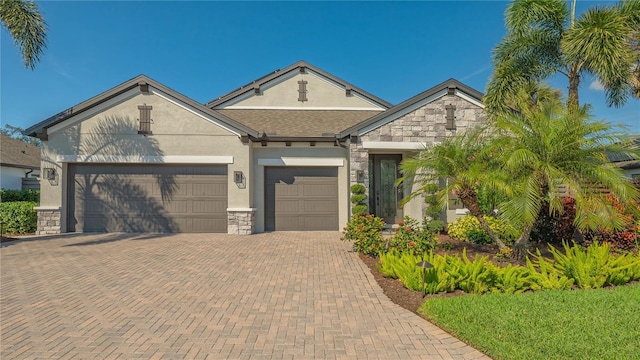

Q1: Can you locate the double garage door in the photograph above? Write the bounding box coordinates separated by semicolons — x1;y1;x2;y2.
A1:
68;164;227;233
265;167;338;231
67;164;339;233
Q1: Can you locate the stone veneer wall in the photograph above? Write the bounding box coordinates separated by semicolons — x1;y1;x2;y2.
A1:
36;208;61;235
349;94;486;216
227;209;256;235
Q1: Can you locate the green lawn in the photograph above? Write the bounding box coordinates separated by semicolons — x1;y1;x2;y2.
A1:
419;284;640;360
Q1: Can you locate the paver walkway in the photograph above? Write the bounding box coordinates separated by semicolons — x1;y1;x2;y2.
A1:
1;232;489;359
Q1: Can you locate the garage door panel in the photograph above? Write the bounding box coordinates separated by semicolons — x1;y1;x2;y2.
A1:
68;164;228;233
265;167;338;231
193;200;226;214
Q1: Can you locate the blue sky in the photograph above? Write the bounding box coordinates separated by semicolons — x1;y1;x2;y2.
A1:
1;1;638;133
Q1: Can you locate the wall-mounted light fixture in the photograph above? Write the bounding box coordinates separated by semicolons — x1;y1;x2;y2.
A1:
44;167;56;180
356;170;365;183
234;171;243;184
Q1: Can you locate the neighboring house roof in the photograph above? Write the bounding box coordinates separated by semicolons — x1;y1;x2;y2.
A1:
217;109;382;138
608;137;640;170
339;78;484;138
24;75;260;140
207;60;393;110
0;135;40;169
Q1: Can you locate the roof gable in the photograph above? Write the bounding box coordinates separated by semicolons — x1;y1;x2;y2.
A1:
207;61;392;110
339;78;484;137
0;135;40;169
25;75;259;140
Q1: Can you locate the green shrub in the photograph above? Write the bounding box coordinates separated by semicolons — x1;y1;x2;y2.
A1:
341;214;385;255
526;250;575;290
466;229;492;245
447;215;516;244
388;216;437;255
0;189;40;203
425;219;445;234
378;242;639;296
350;184;368;216
549;241;640;289
0;201;38;234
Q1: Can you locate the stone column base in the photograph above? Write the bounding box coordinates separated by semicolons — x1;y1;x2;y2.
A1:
227;208;256;235
34;207;62;235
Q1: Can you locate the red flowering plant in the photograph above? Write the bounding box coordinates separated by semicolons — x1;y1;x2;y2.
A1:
584;195;640;252
388;216;437;255
341;214;385;255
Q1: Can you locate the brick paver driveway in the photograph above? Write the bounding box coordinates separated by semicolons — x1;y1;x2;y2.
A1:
1;232;489;359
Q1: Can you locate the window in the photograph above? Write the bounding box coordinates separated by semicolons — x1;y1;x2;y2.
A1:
138;105;152;134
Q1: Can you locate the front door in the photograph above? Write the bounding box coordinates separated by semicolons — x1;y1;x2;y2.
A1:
370;154;403;225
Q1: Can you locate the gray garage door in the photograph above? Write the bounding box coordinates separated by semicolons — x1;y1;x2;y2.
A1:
68;164;227;233
265;167;338;231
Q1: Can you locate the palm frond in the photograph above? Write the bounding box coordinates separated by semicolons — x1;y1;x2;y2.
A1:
0;0;47;70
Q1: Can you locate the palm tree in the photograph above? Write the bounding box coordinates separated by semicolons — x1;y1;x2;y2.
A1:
0;0;47;70
399;127;509;249
485;0;640;113
493;86;640;259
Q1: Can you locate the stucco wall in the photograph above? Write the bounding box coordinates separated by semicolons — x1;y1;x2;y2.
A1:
252;142;349;232
226;71;382;109
350;93;487;225
40;89;251;232
0;167;28;190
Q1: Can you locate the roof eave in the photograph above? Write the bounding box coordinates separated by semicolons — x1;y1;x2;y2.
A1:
207;60;392;109
339;78;484;138
25;75;260;140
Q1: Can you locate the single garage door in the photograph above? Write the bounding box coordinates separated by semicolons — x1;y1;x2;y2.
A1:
265;167;338;231
68;164;227;233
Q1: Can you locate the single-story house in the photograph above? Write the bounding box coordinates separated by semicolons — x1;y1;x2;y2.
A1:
608;137;640;180
25;61;487;235
0;134;41;191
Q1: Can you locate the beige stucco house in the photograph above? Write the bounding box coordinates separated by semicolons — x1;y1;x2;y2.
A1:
25;61;487;235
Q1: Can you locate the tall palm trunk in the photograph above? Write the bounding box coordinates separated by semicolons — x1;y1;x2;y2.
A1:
457;186;507;249
567;65;581;111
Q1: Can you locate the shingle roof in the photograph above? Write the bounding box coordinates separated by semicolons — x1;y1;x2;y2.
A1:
0;135;40;169
24;75;259;140
339;78;484;137
216;109;382;138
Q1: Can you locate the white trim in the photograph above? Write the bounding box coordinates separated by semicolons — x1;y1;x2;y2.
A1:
34;206;61;211
362;141;427;150
48;88;140;134
56;155;234;164
258;157;344;167
358;90;448;136
227;208;257;212
223;106;384;111
454;89;485;109
151;89;242;136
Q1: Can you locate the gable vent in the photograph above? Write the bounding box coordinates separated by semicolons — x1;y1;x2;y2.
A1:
138;104;153;134
445;104;456;130
298;80;308;102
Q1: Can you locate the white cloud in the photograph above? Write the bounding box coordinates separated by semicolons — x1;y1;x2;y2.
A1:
589;79;605;91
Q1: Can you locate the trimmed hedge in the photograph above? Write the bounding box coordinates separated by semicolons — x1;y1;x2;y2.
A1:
0;202;38;234
0;189;40;203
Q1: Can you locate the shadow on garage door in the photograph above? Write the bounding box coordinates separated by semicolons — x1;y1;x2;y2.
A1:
67;164;227;233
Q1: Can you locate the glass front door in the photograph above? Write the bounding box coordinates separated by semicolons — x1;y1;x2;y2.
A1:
370;154;403;225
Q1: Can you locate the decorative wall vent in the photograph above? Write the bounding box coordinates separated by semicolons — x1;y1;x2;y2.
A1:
445;104;456;130
138;104;153;134
298;80;308;102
